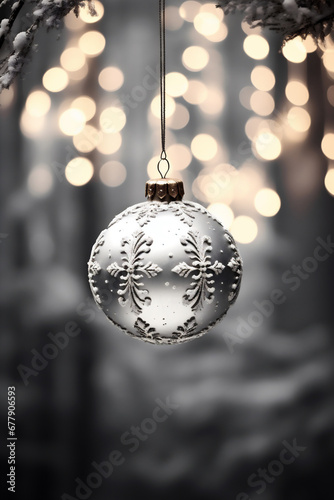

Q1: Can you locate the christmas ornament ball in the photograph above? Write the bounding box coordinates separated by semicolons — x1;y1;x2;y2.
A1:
88;178;242;345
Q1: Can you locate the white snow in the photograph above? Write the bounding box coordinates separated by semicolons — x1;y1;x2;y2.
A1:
33;9;44;17
7;55;17;66
13;31;28;51
283;0;299;14
0;18;8;37
0;73;11;87
283;0;312;22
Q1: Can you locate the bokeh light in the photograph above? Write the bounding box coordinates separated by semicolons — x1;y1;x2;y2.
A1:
166;72;188;97
167;143;192;170
26;90;51;117
79;31;106;57
250;91;275;116
179;1;201;22
59;109;86;136
245;116;264;140
27;164;54;198
65;157;94;186
231;216;258;244
43;67;69;92
151;95;175;119
183;80;208;104
73;125;102;153
206;23;228;43
199;87;225;115
79;0;104;23
323;51;334;72
60;47;86;72
191;134;217;161
96;132;122;155
20;110;45;138
243;35;269;60
207;203;234;228
321;133;334;160
98;66;124;92
168;103;190;129
64;11;85;31
100;106;126;133
245;118;281;143
194;12;220;36
287;107;311;133
327;85;334;107
147;156;161;178
199;2;224;19
191;163;237;204
182;46;209;71
303;35;317;53
254;188;281;217
282;37;307;63
239;86;254;110
251;66;275;91
241;21;262;36
232;164;266;210
324;169;334;195
71;96;96;121
68;63;89;82
285;80;309;105
99;161;127;187
254;132;281;161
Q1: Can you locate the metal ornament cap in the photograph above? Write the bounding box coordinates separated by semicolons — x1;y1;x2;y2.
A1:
145;178;184;202
88;191;243;345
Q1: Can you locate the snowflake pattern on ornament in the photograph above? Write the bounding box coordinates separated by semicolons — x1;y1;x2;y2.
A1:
172;316;198;340
107;201;202;229
172;231;225;311
107;231;162;314
135;201;198;227
134;317;159;342
135;204;163;227
133;316;202;344
169;202;197;227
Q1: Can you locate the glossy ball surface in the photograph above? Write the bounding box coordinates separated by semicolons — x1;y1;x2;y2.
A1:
88;200;242;345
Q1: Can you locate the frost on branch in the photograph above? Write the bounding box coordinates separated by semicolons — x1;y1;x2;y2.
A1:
0;0;96;92
216;0;334;43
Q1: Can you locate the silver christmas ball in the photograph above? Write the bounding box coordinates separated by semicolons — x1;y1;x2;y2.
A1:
88;179;242;345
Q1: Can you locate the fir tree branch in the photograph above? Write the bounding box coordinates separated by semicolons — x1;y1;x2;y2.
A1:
216;0;334;43
0;0;96;92
0;0;25;52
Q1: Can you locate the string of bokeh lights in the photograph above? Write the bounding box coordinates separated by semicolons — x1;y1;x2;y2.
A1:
1;1;334;245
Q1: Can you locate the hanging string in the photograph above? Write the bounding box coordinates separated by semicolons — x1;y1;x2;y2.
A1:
157;0;170;179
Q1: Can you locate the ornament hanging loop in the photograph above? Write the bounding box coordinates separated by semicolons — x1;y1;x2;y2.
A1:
157;154;170;179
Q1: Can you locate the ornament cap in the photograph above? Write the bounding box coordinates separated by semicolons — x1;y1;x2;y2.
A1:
145;178;184;202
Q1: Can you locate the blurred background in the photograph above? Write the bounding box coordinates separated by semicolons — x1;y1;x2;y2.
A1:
1;0;334;499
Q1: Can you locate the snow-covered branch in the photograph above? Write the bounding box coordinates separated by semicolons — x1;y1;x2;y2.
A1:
0;0;96;92
216;0;334;43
